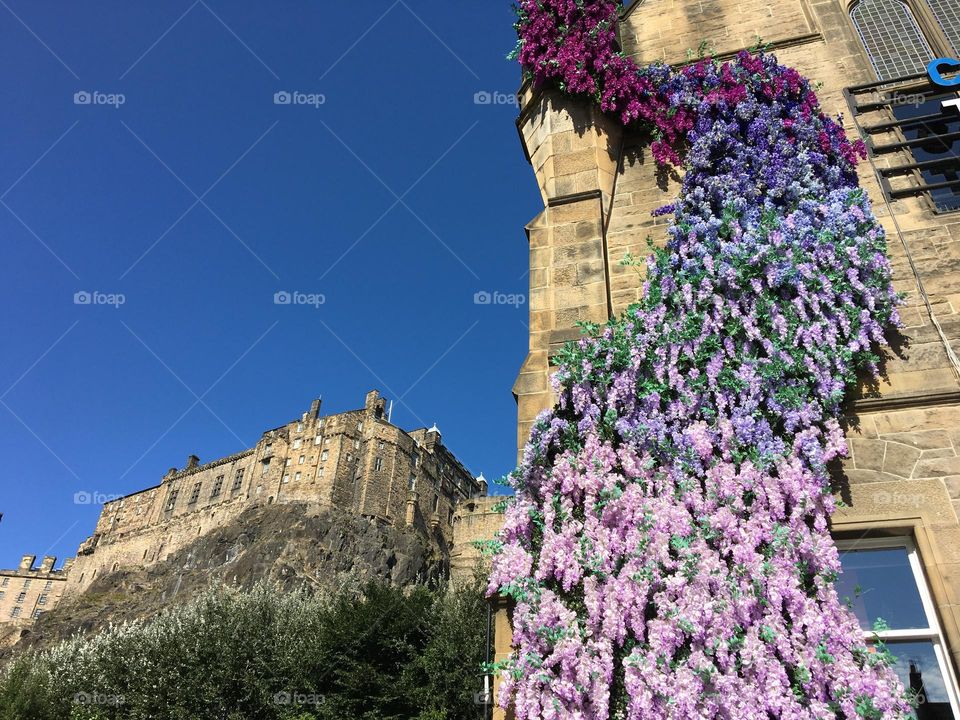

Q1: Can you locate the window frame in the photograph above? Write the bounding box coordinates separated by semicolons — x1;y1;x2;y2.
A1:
837;536;960;714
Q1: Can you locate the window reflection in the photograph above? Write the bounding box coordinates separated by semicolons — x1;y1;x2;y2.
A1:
885;641;955;719
837;547;928;630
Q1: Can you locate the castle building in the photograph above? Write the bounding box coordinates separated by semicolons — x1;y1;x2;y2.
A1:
0;556;70;645
492;0;960;716
0;390;483;641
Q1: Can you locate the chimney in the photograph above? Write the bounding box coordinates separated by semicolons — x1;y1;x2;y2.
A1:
40;556;56;573
19;555;36;571
477;473;489;497
309;397;322;419
365;390;386;419
186;455;200;470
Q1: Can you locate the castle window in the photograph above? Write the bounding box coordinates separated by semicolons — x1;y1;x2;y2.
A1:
448;509;454;525
409;475;416;490
22;579;30;589
38;594;47;605
321;450;329;461
837;538;960;714
374;457;383;471
314;434;322;445
188;482;202;504
294;472;301;482
232;468;245;491
293;438;302;449
261;461;270;476
357;421;363;431
32;609;41;619
0;592;4;601
317;468;325;478
297;422;303;432
285;458;292;467
850;0;933;80
1;578;8;587
298;455;305;465
16;592;26;603
354;440;360;450
283;474;290;484
211;476;224;498
10;607;21;619
433;494;440;513
166;489;180;511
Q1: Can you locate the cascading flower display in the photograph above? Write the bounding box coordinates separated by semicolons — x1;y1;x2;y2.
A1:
488;1;912;718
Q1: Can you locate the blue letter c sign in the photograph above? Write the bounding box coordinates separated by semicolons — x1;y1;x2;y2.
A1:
928;57;960;86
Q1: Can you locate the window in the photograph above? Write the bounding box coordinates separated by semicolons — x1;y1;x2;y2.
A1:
409;475;416;491
354;439;360;450
374;457;383;471
16;592;26;603
433;494;440;513
23;579;30;589
296;422;303;432
232;468;245;491
294;472;301;482
211;476;224;498
378;441;385;450
32;609;41;619
188;482;202;504
166;488;179;511
1;578;8;588
850;0;933;80
927;0;960;53
10;607;20;619
321;450;329;461
282;474;290;484
38;594;47;605
261;460;270;476
837;538;960;716
314;434;322;445
298;455;305;465
285;458;292;467
293;438;302;449
357;421;363;431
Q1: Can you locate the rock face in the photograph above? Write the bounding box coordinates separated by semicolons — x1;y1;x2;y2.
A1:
8;503;445;654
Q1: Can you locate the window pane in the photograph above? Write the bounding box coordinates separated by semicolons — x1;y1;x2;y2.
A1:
891;97;960;212
851;0;933;80
883;640;956;718
927;0;960;56
837;547;928;630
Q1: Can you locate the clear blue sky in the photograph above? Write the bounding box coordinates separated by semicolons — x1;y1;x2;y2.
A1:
0;1;536;569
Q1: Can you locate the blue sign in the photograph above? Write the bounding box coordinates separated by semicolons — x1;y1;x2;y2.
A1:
928;57;960;86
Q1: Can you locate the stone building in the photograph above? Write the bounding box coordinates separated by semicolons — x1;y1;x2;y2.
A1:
495;0;960;715
0;555;70;647
0;390;484;637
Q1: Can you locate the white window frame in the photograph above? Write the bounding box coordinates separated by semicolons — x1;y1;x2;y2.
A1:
837;536;960;715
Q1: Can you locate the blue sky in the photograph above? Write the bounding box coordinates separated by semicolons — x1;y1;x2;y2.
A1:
0;1;537;569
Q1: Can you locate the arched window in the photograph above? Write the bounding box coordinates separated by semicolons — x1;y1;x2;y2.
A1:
851;0;934;80
925;0;960;55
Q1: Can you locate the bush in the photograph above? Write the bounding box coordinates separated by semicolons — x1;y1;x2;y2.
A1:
0;580;489;720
